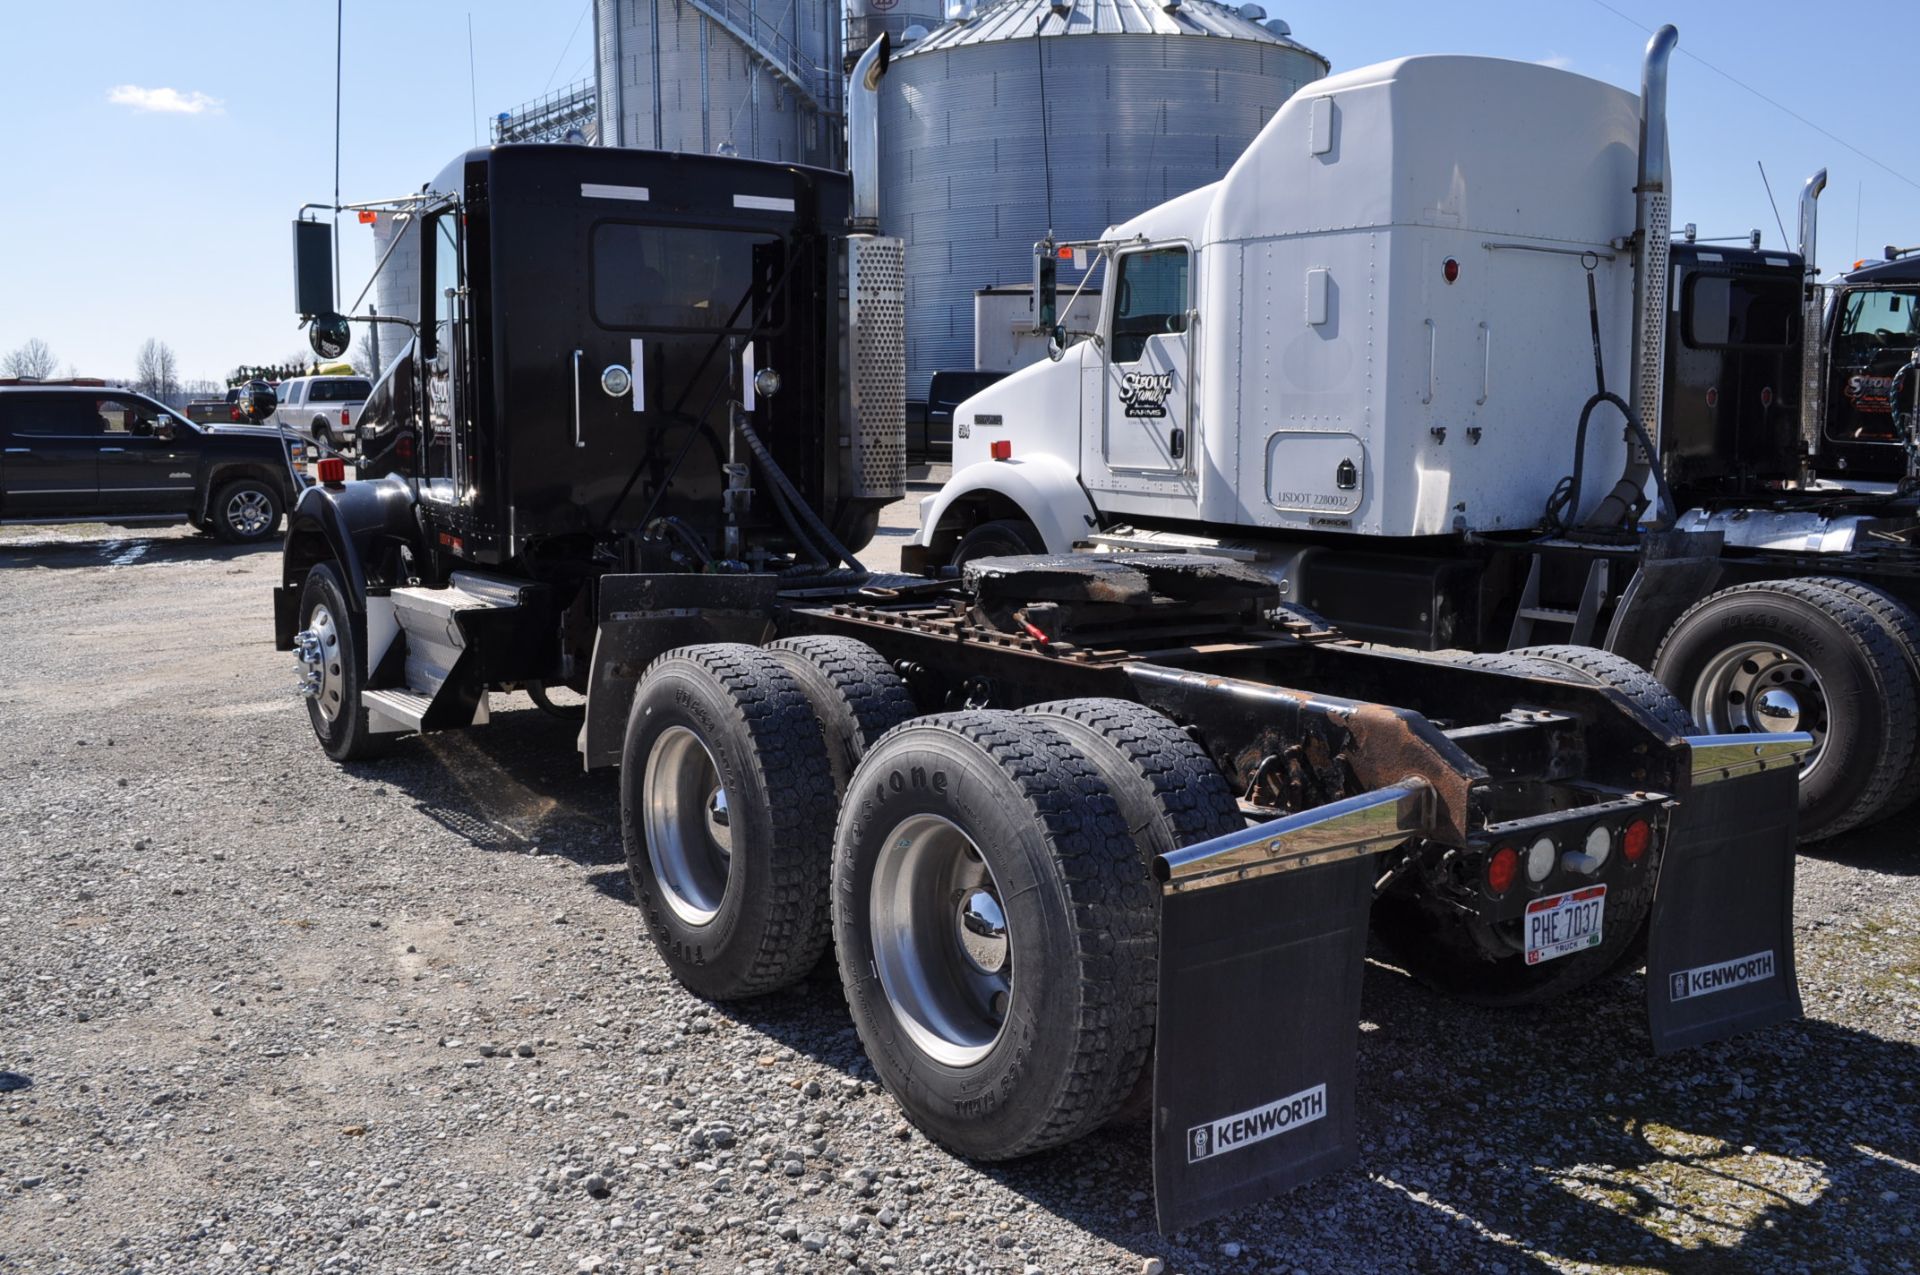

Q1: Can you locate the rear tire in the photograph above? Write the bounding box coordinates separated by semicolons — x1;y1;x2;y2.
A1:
766;636;918;797
833;712;1155;1159
1509;644;1694;735
1653;578;1917;840
951;518;1045;567
210;477;282;544
297;562;392;762
1021;698;1242;860
1794;577;1920;825
620;644;838;1000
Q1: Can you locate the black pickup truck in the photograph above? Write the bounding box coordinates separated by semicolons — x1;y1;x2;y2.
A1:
0;381;309;543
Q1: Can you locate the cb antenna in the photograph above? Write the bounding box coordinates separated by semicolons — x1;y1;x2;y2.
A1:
1757;160;1789;249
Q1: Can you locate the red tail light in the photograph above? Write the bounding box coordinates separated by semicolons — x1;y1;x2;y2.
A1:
1486;846;1519;895
1622;819;1652;864
316;457;347;484
395;433;415;461
230;406;243;421
340;408;351;426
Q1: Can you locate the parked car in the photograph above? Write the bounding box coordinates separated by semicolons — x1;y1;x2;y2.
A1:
274;375;372;450
0;381;309;543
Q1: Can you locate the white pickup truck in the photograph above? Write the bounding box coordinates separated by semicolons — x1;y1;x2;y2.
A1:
273;374;372;451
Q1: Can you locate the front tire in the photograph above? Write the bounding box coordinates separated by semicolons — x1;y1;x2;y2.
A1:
297;562;391;762
620;644;839;1000
833;712;1155;1160
1653;578;1918;840
951;518;1045;568
211;477;283;543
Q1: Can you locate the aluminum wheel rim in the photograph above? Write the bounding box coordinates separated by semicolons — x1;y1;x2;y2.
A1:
1689;641;1830;780
227;489;272;536
642;726;733;926
304;605;345;723
870;814;1012;1068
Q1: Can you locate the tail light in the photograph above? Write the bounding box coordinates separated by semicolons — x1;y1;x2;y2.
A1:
1622;818;1653;864
1486;846;1519;895
230;405;243;422
316;457;347;485
341;408;351;426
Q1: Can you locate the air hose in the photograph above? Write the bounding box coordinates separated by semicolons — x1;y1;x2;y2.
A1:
733;410;867;576
1544;264;1676;533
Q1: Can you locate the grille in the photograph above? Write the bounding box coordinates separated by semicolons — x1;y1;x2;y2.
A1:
849;236;907;499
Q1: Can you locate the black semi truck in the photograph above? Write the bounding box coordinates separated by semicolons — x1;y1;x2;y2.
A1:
268;49;1810;1232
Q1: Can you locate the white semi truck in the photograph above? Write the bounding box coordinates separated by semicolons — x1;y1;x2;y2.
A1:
910;28;1920;842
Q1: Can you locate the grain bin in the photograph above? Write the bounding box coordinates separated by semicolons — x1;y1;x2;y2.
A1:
880;0;1327;401
594;0;842;167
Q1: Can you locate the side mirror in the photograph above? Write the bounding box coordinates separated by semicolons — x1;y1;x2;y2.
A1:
246;384;278;423
309;312;352;360
1047;324;1068;362
292;219;334;318
155;420;176;441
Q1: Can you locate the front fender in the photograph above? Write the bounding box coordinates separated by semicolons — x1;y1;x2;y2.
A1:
275;476;421;648
914;455;1098;555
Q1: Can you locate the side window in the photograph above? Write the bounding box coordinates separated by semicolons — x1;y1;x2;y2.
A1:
1110;248;1190;364
1683;273;1797;349
286;381;304;407
1840;290;1920;343
424;211;464;495
5;396;98;437
94;398;140;435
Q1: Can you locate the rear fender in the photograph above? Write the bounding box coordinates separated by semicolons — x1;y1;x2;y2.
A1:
913;455;1098;558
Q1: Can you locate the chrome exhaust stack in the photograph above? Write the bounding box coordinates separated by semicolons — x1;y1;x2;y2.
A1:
847;33;891;234
1628;24;1679;485
1797;168;1829;477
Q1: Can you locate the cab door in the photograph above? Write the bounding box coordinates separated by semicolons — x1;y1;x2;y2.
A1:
1;393;99;516
1081;245;1200;515
95;396;197;513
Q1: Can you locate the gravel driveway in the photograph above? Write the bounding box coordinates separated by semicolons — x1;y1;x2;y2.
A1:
2;517;1917;1275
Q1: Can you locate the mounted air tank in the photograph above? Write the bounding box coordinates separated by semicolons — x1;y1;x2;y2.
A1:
880;0;1328;401
593;0;843;167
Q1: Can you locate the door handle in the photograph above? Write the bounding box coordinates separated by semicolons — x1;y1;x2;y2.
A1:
3;448;28;454
99;447;126;453
571;349;585;448
1169;427;1186;461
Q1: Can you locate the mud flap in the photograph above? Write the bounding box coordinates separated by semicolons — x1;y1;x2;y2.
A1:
1151;850;1374;1232
1646;761;1802;1054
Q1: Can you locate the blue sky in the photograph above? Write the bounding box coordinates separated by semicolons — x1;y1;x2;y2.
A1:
1;0;1914;383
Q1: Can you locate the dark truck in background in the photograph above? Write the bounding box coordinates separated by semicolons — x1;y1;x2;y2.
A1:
0;379;309;542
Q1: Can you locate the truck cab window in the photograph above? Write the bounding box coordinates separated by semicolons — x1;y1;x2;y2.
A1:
1110;248;1189;364
1839;289;1920;347
1683;274;1797;348
5;397;97;436
424;212;464;501
591;223;785;332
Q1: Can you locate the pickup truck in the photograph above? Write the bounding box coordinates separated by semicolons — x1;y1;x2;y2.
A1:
0;381;309;543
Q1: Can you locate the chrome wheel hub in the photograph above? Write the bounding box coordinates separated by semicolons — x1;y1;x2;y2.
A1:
295;606;345;722
227;489;273;537
1691;642;1829;779
870;815;1013;1067
642;727;733;926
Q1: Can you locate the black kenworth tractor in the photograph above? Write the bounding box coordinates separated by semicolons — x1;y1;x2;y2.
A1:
267;60;1811;1230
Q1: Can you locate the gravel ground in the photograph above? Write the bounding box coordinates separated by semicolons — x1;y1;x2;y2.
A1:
2;511;1918;1275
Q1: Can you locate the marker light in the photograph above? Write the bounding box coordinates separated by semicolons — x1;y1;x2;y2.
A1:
1443;257;1460;284
990;439;1013;461
1486;846;1519;895
1622;818;1652;864
1524;836;1556;883
316;457;347;485
358;210;377;225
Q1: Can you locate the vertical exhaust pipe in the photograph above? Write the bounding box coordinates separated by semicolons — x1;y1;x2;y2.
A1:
1798;168;1829;476
1628;23;1678;471
847;33;891;233
1588;23;1677;529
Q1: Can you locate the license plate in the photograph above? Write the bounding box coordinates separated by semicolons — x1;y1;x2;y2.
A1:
1524;885;1606;965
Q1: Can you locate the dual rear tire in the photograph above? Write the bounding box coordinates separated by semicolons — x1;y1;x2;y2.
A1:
617;652;1237;1158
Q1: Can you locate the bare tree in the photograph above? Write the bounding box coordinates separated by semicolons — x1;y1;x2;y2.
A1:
133;339;180;401
3;338;58;379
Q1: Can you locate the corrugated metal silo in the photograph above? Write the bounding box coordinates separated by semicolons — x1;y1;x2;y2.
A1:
593;0;843;166
880;0;1329;400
